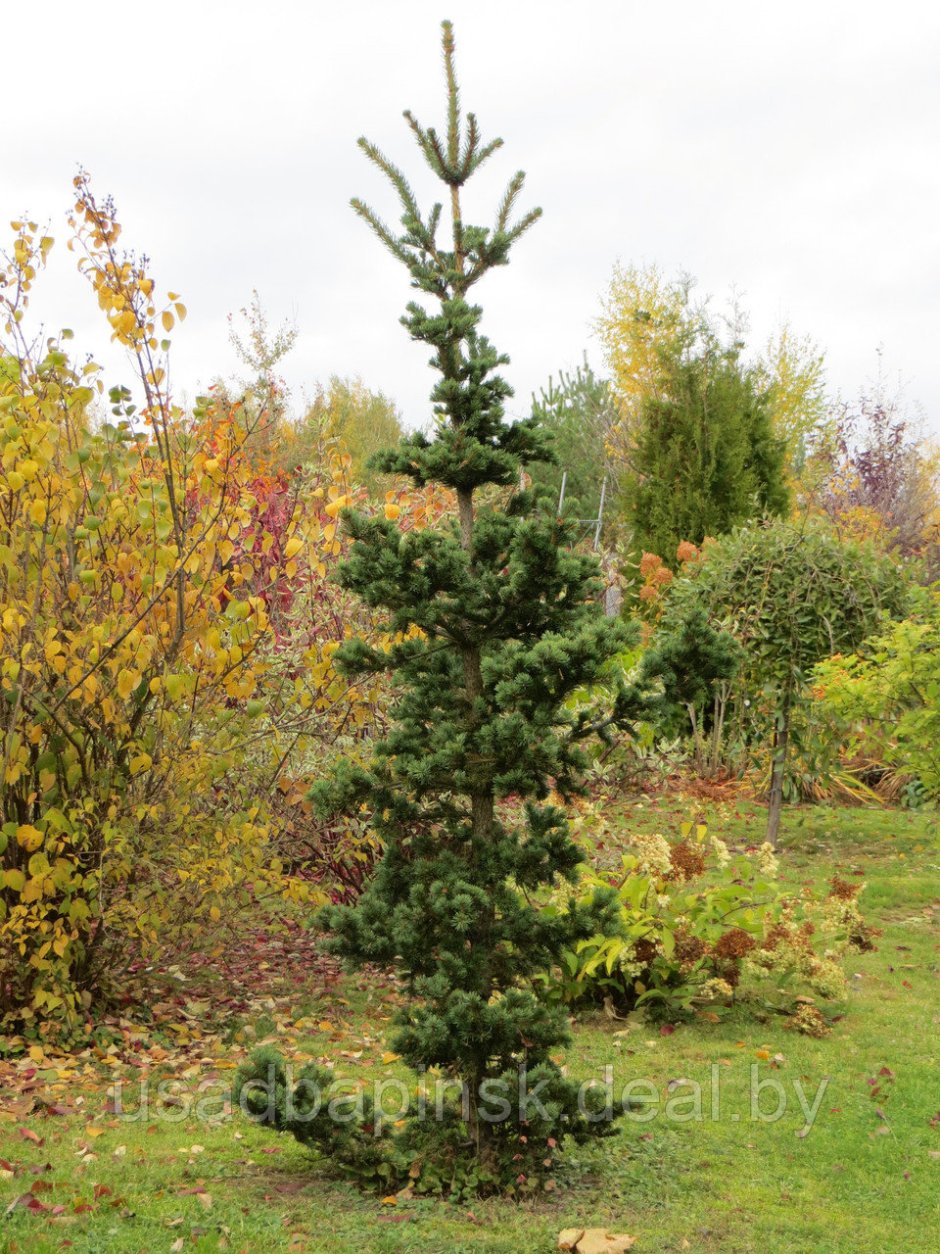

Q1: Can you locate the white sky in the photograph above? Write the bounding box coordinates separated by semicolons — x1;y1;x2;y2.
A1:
5;0;939;431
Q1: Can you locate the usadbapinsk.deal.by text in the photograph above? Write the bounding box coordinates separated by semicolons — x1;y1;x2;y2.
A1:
106;1064;831;1134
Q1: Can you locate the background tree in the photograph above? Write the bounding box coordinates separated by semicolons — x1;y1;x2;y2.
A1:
627;342;789;558
595;263;689;440
238;21;634;1189
527;353;616;528
754;324;827;476
661;520;913;845
596;266;791;560
804;374;940;568
289;375;404;490
220;289;298;459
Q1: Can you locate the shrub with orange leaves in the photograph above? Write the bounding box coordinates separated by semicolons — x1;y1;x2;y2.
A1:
676;540;699;564
635;543;706;629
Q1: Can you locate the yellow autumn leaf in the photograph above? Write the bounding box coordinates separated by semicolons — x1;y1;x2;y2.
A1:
3;868;26;893
16;824;44;852
324;495;350;519
117;669;141;700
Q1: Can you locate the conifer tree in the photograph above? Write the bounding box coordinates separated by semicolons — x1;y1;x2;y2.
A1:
528;354;617;526
237;21;638;1188
630;344;790;560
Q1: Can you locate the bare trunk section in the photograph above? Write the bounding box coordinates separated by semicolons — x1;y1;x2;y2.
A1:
765;690;792;849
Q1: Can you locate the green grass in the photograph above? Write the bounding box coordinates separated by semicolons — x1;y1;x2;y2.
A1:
2;799;939;1252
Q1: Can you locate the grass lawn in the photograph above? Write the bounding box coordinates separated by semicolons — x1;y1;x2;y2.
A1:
1;797;939;1253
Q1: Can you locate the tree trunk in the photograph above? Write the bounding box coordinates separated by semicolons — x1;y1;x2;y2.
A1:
687;703;704;775
709;683;729;777
457;485;494;843
765;691;792;849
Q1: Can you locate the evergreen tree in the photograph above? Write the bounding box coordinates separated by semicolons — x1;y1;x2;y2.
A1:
528;353;616;528
237;22;638;1189
630;341;789;559
640;606;743;774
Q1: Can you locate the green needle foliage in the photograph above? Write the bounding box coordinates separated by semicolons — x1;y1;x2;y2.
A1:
641;606;743;774
238;22;639;1193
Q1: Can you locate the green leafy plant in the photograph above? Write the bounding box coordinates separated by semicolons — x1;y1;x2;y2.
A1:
547;818;871;1032
813;595;940;803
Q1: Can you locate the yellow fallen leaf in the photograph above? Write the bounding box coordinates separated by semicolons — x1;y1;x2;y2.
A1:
381;1051;401;1065
381;1195;397;1206
85;1126;105;1137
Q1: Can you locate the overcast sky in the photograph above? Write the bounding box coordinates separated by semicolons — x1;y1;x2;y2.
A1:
6;0;939;432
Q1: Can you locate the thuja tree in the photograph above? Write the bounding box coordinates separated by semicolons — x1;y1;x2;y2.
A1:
237;22;638;1192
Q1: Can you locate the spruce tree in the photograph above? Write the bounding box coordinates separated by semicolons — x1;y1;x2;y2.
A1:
237;21;637;1189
